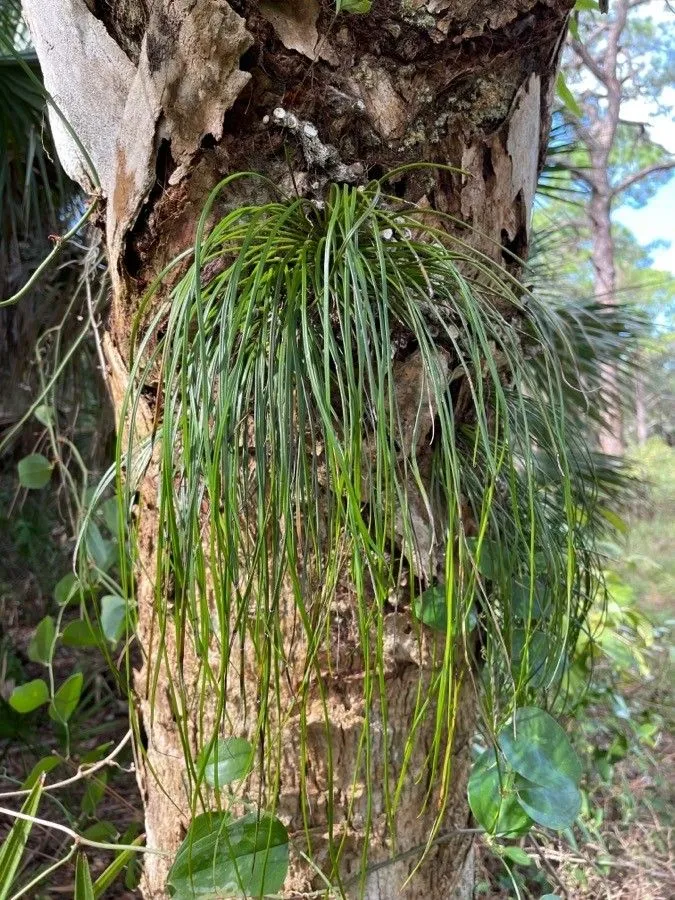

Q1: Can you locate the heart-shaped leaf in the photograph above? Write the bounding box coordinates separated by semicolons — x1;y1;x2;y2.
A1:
55;573;82;606
33;404;54;426
62;620;103;648
198;737;254;789
498;707;582;788
514;773;581;830
412;584;448;633
466;537;500;580
510;631;552;689
9;679;50;714
17;453;52;489
468;748;533;837
167;812;289;898
49;672;83;723
27;616;56;666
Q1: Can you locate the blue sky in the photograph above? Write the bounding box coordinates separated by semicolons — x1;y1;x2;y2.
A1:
615;177;675;274
612;8;674;275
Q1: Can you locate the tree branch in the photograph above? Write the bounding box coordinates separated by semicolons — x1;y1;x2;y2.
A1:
571;39;607;85
611;160;675;198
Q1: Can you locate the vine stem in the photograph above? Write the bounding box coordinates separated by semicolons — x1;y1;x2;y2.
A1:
0;731;133;800
0;805;164;856
0;196;100;308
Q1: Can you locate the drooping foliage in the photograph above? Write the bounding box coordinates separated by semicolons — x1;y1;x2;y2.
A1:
96;172;641;883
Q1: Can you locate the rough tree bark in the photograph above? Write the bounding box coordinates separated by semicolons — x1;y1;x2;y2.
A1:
23;1;573;897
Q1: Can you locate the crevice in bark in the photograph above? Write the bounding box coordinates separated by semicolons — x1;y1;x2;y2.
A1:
124;138;177;279
87;0;149;65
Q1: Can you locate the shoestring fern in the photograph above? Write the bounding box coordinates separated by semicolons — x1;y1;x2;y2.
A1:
99;172;639;892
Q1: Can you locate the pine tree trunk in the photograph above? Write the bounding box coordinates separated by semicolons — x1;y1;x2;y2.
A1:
589;186;624;456
635;364;648;446
23;1;573;896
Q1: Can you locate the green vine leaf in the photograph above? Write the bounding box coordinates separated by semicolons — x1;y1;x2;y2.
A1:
49;671;83;723
9;679;50;714
198;737;254;789
27;616;56;666
337;0;372;13
502;846;534;866
100;594;128;644
514;773;581;830
468;748;533;837
54;573;82;606
412;584;448;632
498;707;582;788
17;453;52;489
167;812;289;898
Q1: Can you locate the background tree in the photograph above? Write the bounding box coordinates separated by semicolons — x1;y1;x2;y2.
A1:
559;0;675;454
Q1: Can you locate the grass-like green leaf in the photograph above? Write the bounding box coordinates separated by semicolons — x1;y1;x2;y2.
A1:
74;853;95;900
0;777;43;900
105;172;641;879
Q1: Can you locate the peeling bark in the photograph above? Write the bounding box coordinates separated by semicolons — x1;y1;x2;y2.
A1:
24;1;574;896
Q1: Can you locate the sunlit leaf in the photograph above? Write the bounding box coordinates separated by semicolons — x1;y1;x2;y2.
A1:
49;671;83;723
9;679;49;713
556;73;582;118
498;707;582;788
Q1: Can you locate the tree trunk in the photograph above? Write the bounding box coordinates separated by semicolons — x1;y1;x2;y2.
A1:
635;363;648;446
23;1;573;896
589;185;624;456
571;0;630;458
